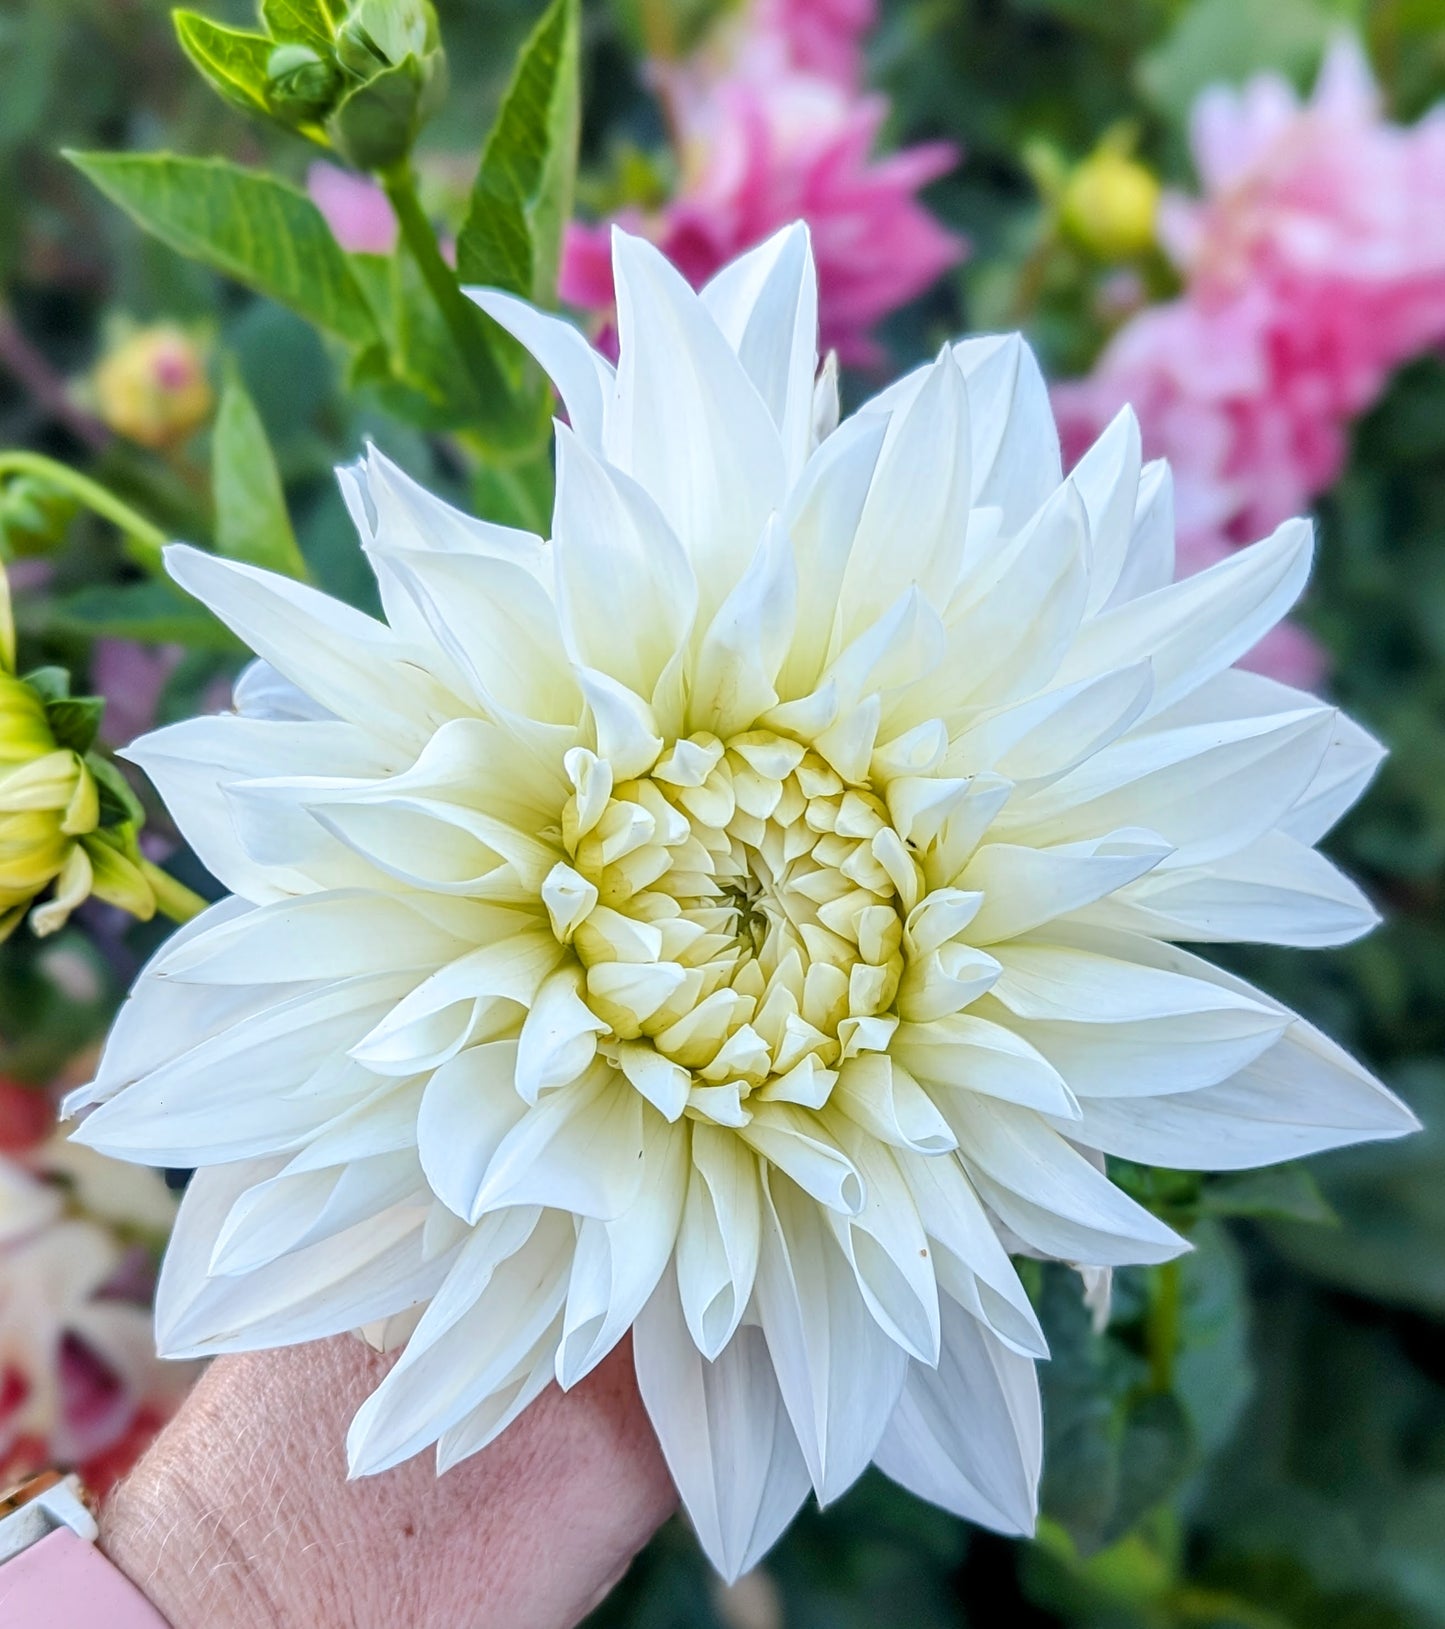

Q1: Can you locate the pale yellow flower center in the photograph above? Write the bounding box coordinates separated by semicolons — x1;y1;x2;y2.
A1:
551;730;921;1123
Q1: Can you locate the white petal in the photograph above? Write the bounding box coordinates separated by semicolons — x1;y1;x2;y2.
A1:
688;516;798;740
607;229;785;620
465;288;616;449
635;1267;811;1583
556;1112;688;1387
164;544;450;745
346;1208;573;1474
840;349;972;638
754;1174;908;1504
1073;829;1379;947
553;424;698;697
873;1295;1041;1535
155;1160;444;1359
1054;517;1314;718
701;222;819;483
960;830;1172;943
416;1040;530;1220
946;1094;1189;1266
677;1126;763;1359
1071;407;1142;614
471;1065;647;1221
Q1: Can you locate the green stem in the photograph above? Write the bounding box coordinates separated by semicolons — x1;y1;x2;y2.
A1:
141;859;208;926
380;164;507;405
1146;1257;1182;1395
0;451;168;571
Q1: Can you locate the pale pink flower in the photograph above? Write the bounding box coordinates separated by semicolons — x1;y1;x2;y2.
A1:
0;1138;192;1486
308;161;399;255
563;48;957;366
1053;37;1445;688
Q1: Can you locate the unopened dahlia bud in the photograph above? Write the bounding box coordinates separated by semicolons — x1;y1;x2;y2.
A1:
265;41;343;122
0;476;77;559
91;325;214;452
0;565;155;940
328;0;446;171
1061;145;1160;260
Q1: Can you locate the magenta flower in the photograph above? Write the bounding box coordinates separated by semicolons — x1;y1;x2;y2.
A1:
560;4;962;366
1054;37;1445;688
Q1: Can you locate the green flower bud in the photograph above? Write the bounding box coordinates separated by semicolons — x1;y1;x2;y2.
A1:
1060;146;1161;261
326;0;444;168
0;477;78;559
265;41;343;122
335;0;436;77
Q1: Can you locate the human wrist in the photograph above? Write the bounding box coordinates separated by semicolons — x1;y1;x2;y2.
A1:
98;1335;675;1629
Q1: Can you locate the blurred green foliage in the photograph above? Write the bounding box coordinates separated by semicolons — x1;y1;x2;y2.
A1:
0;0;1442;1624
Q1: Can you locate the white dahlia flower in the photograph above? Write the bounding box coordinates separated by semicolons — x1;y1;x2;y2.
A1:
68;225;1417;1576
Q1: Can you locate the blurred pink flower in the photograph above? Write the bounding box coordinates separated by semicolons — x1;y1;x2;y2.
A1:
0;1146;191;1487
561;4;962;366
753;0;877;86
308;161;399;255
1053;37;1445;688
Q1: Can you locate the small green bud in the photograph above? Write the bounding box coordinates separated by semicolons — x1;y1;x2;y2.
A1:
1060;145;1161;261
335;0;435;77
0;477;78;559
265;40;343;121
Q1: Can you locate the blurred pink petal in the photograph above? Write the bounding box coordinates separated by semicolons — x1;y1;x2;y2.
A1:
308;161;399;255
562;19;963;366
754;0;877;87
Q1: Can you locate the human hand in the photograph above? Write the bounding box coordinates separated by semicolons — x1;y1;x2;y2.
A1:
99;1334;676;1629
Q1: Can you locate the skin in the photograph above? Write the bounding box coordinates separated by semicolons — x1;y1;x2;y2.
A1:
100;1335;677;1629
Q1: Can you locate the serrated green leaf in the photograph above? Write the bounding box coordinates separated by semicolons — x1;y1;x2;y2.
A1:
48;580;240;649
455;0;579;304
261;0;340;50
173;12;274;115
67;152;381;349
44;695;105;755
212;367;308;580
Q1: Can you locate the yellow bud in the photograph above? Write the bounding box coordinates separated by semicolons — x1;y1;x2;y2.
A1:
1060;147;1160;261
0;627;153;938
92;325;215;452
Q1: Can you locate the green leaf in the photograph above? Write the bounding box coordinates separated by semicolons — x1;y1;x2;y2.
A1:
86;754;147;829
66;152;381;349
1138;0;1334;119
21;665;70;703
1200;1164;1339;1226
455;0;580;304
48;580;240;650
44;695;105;756
261;0;340;50
173;12;274;115
212;367;308;580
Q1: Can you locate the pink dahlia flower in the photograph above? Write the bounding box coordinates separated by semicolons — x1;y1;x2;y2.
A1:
561;6;962;366
1054;36;1445;688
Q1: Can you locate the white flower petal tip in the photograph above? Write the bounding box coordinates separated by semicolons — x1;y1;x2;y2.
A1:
90;224;1417;1576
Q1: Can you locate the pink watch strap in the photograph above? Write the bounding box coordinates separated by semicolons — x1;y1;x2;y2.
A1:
0;1525;171;1628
